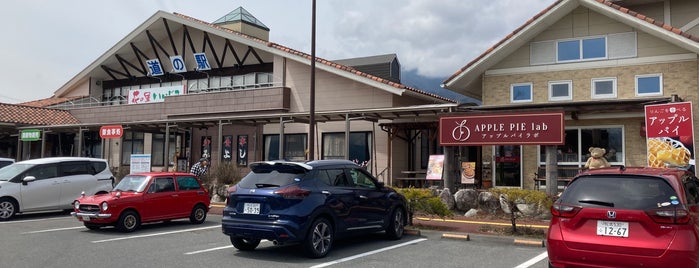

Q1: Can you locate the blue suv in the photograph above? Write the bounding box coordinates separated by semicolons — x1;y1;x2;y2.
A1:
221;160;407;258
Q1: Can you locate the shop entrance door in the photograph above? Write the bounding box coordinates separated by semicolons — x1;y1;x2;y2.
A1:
494;145;522;187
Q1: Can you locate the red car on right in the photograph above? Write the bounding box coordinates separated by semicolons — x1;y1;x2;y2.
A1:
547;166;699;268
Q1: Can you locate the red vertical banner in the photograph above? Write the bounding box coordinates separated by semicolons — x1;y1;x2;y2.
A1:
644;102;694;168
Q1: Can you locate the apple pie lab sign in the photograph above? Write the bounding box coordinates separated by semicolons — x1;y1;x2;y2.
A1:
439;111;565;146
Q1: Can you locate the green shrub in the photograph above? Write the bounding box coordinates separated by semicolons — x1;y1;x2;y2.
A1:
211;161;242;185
396;188;453;224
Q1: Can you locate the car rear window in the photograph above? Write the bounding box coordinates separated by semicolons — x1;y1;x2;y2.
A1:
238;164;308;189
560;175;677;210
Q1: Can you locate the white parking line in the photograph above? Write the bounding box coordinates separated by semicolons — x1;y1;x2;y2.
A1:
22;226;85;234
91;226;219;243
514;251;548;268
0;216;72;224
184;245;234;255
184;240;272;255
309;238;428;268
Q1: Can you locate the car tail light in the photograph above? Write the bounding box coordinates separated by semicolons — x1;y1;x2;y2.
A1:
646;207;690;224
273;185;310;199
226;185;237;206
550;203;581;218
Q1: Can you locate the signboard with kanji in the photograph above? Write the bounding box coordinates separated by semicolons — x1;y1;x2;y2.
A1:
20;129;41;141
128;85;185;104
644;102;695;168
439;111;565;146
100;125;124;139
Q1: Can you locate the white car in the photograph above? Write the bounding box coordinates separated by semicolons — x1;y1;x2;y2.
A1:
0;158;14;169
0;157;114;220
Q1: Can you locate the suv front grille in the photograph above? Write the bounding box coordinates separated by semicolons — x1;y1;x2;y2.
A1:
79;204;100;213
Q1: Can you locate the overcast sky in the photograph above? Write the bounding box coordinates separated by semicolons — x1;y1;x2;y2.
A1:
0;0;552;104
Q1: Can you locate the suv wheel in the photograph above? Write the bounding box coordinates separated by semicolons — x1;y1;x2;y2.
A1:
304;218;333;258
385;207;405;240
116;210;140;232
189;204;207;224
0;198;17;221
230;237;261;251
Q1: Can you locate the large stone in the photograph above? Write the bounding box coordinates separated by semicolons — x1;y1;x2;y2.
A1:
454;189;478;211
464;208;479;217
478;191;500;213
439;188;455;210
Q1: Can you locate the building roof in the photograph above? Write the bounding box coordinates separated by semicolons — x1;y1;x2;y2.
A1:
442;0;699;95
20;95;88;108
213;6;270;30
334;54;398;67
0;103;80;125
52;10;456;104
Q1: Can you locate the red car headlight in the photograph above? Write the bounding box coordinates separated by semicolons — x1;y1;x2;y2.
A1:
101;202;109;211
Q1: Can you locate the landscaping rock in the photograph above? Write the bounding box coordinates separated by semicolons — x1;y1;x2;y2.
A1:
439;188;455;210
454;189;478;211
478;191;500;213
464;208;479;217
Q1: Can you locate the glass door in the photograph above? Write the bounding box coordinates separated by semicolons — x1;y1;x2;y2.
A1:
494;145;522;187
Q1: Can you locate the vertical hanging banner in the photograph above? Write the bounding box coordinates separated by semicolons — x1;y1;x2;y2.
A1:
222;135;233;162
201;136;212;160
237;135;248;166
645;102;694;168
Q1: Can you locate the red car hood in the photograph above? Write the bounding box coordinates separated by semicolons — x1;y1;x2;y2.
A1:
76;191;142;204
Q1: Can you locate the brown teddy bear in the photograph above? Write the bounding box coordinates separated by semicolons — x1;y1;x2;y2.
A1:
585;147;611;169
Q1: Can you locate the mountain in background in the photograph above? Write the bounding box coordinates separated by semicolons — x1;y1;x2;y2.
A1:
400;69;479;105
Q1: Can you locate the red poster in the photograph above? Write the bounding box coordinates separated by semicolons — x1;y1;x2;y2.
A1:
439;111;565;146
645;102;695;168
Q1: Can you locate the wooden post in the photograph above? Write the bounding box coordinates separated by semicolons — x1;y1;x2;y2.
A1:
545;145;559;196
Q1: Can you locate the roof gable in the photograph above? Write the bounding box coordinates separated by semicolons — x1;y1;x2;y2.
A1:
53;10;455;104
442;0;699;95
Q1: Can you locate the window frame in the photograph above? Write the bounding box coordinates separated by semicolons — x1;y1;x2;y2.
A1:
556;36;607;63
510;83;533;103
538;125;625;166
635;73;663;96
548;80;573;101
591;77;617;99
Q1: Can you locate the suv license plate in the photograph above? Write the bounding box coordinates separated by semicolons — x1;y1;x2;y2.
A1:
243;203;260;214
596;220;628;237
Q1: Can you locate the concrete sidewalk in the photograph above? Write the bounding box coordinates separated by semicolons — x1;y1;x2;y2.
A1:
209;202;547;247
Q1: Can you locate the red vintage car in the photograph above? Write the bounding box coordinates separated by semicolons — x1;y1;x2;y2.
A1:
71;172;210;232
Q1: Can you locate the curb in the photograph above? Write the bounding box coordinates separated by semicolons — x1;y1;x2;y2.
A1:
441;232;545;247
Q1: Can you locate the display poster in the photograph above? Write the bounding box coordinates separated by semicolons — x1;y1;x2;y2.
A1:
130;154;151;173
426;155;445;180
222;135;233;162
461;162;476;184
644;102;695;168
237;135;248;166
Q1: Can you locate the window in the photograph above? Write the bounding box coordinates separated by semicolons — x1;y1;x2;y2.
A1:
548;81;572;101
176;176;201;191
317;169;350;187
636;74;662;96
121;131;145;165
263;134;307;161
348;168;377;188
322;132;372;165
151;177;175;193
557;37;606;62
152;133;176;166
25;164;58;180
591;77;617;99
60;161;90;176
539;126;624;165
511;83;532;103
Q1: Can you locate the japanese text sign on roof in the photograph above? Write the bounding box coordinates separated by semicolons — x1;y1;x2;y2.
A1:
439;111;565;146
100;125;123;139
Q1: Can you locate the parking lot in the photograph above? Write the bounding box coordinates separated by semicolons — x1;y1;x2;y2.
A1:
2;212;550;268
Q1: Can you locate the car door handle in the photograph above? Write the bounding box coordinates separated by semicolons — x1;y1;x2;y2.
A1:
359;195;368;199
171;194;179;197
321;190;331;196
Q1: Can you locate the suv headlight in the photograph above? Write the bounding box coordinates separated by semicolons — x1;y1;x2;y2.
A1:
101;202;109;211
74;201;80;210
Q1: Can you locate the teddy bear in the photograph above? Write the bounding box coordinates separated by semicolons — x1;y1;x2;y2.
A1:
585;147;611;169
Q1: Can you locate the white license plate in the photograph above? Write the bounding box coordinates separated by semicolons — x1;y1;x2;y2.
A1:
81;215;91;221
597;220;629;237
243;203;261;214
